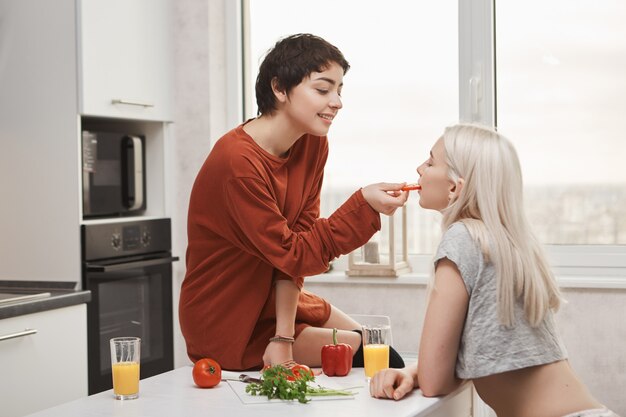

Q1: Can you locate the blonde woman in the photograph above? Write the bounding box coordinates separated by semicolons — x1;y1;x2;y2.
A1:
369;124;618;417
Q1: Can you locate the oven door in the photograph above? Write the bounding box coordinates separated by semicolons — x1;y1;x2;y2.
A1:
84;254;176;394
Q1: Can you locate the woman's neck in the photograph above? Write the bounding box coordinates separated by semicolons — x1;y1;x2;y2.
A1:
243;113;304;157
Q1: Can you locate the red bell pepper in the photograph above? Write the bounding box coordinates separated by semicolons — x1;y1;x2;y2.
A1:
321;328;353;377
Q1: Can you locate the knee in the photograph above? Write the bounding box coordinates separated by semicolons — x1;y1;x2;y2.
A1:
337;330;362;353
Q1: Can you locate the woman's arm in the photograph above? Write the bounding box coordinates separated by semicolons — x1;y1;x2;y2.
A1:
370;258;468;400
224;178;406;280
370;363;419;400
266;162;320;365
417;258;469;397
262;279;299;366
272;164;324;286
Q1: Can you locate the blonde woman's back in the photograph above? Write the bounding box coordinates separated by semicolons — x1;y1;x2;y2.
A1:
474;360;602;417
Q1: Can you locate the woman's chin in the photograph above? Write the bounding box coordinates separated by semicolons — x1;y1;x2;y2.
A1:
310;128;330;137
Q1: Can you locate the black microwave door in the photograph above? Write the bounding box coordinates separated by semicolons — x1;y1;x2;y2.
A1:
121;135;146;212
82;131;125;217
82;132;146;217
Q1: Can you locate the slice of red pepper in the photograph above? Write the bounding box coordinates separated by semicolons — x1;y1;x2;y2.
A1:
401;183;421;191
321;328;353;377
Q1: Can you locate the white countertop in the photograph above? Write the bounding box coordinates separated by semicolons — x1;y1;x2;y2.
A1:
26;366;471;417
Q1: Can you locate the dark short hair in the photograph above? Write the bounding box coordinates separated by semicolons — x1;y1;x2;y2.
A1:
255;33;350;115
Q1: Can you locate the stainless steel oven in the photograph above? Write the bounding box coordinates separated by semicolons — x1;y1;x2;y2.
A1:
82;218;177;394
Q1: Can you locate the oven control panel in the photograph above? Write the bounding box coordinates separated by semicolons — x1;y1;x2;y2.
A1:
115;225;150;251
82;218;171;260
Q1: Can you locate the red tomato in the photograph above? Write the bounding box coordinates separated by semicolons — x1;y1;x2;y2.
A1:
192;358;222;388
289;364;314;381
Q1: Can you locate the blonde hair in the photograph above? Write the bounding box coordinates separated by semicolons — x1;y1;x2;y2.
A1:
440;123;562;327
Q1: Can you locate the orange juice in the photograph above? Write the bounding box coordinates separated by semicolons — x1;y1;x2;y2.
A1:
112;361;140;396
363;344;389;377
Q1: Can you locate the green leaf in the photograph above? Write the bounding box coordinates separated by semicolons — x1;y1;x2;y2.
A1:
243;364;355;404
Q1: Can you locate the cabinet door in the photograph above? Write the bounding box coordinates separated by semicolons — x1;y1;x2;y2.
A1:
0;304;88;417
78;0;172;121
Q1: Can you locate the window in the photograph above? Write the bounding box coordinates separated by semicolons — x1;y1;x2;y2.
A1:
245;0;458;254
241;0;626;276
495;0;626;246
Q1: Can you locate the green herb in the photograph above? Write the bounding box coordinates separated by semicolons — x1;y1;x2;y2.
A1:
244;365;356;404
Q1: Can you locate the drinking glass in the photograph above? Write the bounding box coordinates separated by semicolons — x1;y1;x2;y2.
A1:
349;314;393;346
110;337;141;400
361;323;391;379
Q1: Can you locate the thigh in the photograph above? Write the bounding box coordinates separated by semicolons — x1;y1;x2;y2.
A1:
321;304;360;330
293;306;361;367
293;327;361;367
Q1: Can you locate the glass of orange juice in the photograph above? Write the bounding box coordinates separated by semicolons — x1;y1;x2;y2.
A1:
362;324;390;380
110;337;141;400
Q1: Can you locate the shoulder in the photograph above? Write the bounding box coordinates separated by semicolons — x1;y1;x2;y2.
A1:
435;222;483;293
211;126;256;159
190;127;272;205
440;222;476;249
208;126;267;177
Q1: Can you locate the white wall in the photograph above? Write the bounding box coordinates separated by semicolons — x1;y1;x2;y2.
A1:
557;288;626;413
171;0;227;367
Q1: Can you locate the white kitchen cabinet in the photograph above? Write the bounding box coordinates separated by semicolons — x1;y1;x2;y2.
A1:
0;0;172;283
78;0;172;121
0;304;88;417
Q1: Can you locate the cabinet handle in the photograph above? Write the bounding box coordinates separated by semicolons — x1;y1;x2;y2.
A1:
111;99;155;108
0;328;37;342
86;256;179;273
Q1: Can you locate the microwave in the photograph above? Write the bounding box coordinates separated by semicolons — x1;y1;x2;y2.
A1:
82;131;146;218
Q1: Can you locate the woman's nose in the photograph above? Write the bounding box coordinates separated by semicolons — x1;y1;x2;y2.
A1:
416;164;424;176
330;93;342;109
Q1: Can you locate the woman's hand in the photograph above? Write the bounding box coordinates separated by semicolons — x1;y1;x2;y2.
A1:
361;183;409;215
262;340;294;367
369;367;416;400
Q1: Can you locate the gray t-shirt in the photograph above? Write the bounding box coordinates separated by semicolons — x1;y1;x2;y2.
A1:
434;222;567;379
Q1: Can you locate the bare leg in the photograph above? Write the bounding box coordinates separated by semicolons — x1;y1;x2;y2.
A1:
292;305;362;366
321;305;361;330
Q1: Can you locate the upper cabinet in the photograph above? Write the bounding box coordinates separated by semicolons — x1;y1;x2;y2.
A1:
77;0;172;121
0;0;173;283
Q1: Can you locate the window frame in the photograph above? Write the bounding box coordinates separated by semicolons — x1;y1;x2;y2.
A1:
225;0;245;127
234;0;626;282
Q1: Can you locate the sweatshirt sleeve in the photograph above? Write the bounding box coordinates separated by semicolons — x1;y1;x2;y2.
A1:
224;176;380;280
272;171;323;288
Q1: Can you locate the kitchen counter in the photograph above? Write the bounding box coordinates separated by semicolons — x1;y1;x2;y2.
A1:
0;280;90;320
25;366;472;417
1;280;90;416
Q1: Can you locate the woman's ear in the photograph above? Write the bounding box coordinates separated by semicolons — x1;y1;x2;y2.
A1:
448;178;465;201
271;78;288;104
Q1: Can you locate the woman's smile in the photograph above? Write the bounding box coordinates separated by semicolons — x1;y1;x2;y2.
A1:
318;112;335;124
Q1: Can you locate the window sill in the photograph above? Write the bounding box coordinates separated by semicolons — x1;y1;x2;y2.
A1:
307;270;431;286
307;270;626;289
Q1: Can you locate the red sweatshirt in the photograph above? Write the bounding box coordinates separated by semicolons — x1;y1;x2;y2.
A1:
179;123;380;370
